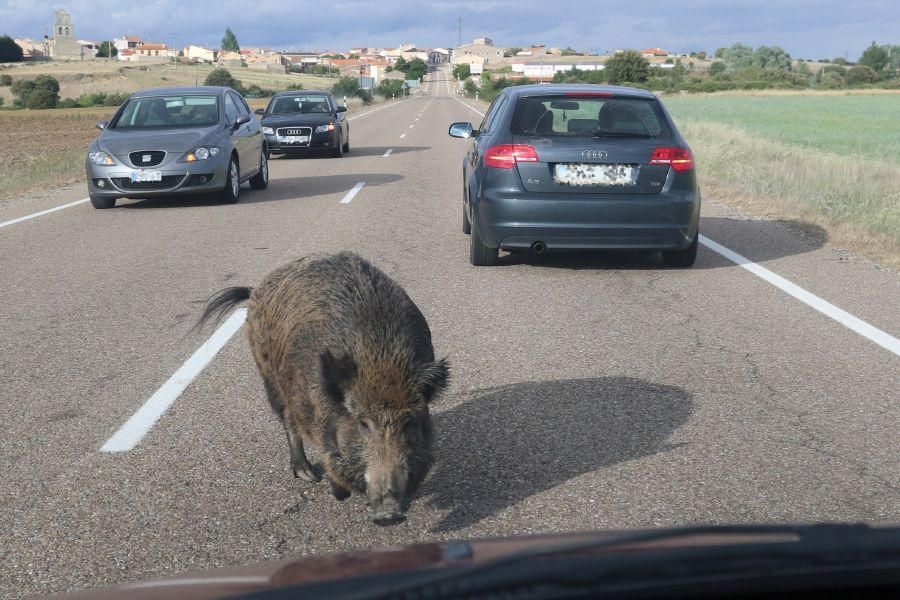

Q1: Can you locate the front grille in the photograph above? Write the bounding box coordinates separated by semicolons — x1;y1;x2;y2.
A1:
276;126;312;136
129;150;166;167
111;175;183;191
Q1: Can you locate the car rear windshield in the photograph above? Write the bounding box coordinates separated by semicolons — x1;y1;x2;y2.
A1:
268;94;333;115
510;95;671;139
111;95;219;129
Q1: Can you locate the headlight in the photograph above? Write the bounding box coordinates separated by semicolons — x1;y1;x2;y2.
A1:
315;123;336;133
182;146;221;162
88;151;114;166
262;127;274;135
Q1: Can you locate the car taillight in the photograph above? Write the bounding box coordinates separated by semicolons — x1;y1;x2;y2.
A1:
484;144;539;169
649;147;694;172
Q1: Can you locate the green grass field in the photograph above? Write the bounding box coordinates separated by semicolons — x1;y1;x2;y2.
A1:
661;92;900;266
664;94;900;167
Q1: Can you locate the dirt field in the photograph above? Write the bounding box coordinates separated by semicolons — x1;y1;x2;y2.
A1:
0;60;337;104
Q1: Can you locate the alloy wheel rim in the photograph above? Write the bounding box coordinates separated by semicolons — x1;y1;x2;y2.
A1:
230;162;239;196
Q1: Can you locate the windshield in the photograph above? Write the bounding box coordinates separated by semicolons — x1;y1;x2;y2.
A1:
111;95;219;129
510;96;670;138
268;94;333;115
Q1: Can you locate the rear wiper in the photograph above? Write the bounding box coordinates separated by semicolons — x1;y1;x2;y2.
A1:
594;130;654;138
247;524;900;599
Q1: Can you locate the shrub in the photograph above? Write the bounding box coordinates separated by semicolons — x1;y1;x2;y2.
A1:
204;68;243;93
0;96;4;108
452;63;471;80
10;78;35;100
58;98;78;108
0;35;24;62
0;73;11;86
846;65;879;85
463;79;478;97
331;76;372;103
818;71;844;89
605;50;650;84
103;92;128;106
708;61;726;76
25;88;58;109
377;78;405;98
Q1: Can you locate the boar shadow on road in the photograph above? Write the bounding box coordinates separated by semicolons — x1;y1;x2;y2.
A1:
422;377;692;532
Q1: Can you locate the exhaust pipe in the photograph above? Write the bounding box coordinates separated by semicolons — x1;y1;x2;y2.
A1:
531;241;546;254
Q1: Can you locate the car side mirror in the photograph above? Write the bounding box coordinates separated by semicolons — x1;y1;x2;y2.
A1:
235;114;251;127
449;122;475;138
96;120;108;130
254;108;265;116
336;106;348;113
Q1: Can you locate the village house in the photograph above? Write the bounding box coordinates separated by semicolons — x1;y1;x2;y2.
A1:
113;35;142;52
183;45;216;62
451;38;506;66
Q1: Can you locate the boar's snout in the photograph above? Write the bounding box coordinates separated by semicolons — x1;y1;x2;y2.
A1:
371;497;406;526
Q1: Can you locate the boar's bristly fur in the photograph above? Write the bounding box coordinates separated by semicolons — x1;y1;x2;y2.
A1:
200;252;449;525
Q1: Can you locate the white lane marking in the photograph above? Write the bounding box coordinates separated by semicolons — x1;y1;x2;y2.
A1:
409;124;415;128
382;148;393;157
100;308;248;453
130;576;270;588
347;97;415;121
340;181;366;204
700;235;900;356
0;197;89;230
400;133;407;139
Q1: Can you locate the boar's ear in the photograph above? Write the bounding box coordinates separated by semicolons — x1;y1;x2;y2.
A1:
320;350;357;403
417;358;450;403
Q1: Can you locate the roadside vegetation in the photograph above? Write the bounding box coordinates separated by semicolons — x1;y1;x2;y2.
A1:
664;94;900;266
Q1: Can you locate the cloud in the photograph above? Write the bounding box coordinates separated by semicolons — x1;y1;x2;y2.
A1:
1;1;897;59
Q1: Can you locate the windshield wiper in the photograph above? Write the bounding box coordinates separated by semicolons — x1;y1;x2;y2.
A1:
239;524;900;600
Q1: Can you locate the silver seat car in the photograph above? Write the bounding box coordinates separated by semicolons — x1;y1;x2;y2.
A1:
85;86;268;209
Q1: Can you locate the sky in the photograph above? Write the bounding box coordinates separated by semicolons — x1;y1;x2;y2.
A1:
1;1;897;60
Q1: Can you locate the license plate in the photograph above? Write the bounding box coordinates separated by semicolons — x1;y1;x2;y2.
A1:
277;135;309;144
129;169;162;183
554;163;636;187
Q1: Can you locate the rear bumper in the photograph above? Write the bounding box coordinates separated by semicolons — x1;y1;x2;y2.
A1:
473;189;700;251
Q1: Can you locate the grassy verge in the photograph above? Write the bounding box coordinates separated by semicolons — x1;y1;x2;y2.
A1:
681;120;899;267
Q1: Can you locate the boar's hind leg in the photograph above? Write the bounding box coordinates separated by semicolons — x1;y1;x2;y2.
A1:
286;426;320;483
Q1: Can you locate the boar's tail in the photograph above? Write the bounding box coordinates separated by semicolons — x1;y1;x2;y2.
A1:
195;286;252;332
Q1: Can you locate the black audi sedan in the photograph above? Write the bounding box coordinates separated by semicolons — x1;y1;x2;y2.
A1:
449;84;700;267
256;90;350;158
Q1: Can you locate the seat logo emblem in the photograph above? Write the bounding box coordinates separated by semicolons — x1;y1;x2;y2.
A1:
582;150;607;159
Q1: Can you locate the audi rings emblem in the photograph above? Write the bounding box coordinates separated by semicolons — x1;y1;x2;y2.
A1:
582;150;608;159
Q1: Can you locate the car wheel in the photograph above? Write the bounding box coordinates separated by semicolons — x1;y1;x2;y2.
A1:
462;200;471;234
218;156;240;204
249;148;269;190
342;133;350;153
89;194;115;209
331;134;344;158
469;220;498;266
662;232;698;267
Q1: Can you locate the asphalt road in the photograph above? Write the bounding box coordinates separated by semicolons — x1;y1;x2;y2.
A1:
1;69;898;598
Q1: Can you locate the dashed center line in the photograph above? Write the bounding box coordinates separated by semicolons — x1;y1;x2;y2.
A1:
409;124;415;128
383;148;393;157
340;181;366;204
400;133;407;138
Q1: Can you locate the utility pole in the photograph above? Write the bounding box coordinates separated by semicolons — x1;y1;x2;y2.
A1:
172;34;177;69
457;17;462;48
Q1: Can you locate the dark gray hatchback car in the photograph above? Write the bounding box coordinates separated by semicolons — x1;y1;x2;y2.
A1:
449;84;700;266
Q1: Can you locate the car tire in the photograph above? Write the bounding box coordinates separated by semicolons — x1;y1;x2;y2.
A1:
249;148;269;190
469;220;498;266
331;134;344;158
89;194;115;209
462;201;471;234
342;133;350;153
662;232;698;267
218;156;240;204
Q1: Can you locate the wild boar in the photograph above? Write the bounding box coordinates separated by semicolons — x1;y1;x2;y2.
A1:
199;252;449;525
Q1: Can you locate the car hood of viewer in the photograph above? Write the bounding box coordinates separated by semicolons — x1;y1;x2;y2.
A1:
98;126;221;156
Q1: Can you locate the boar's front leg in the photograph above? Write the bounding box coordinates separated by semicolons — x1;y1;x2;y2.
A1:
285;425;320;483
329;479;351;501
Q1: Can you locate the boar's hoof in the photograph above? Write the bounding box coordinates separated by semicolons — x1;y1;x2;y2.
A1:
292;464;321;483
372;511;407;526
330;480;351;501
